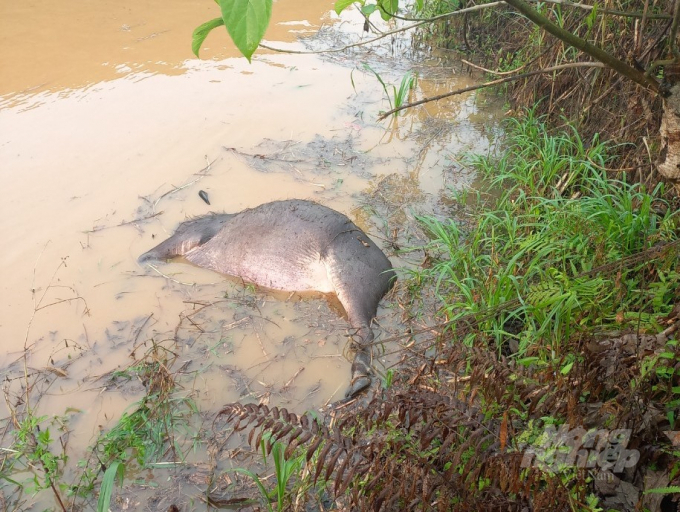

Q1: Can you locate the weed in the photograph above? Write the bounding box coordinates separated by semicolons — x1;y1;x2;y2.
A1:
96;461;125;512
69;342;200;505
231;433;306;511
361;64;417;115
420;110;677;359
9;414;68;495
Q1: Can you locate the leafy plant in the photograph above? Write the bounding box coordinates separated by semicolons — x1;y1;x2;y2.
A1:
644;485;680;494
361;64;417;115
11;414;68;495
192;0;406;61
215;394;582;511
192;0;273;61
96;462;125;512
68;344;200;504
419;110;677;360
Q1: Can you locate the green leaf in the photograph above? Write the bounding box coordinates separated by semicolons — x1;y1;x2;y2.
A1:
361;3;377;15
220;0;273;62
192;17;225;57
334;0;357;15
231;468;274;512
378;0;398;20
643;485;680;494
97;462;125;512
560;361;574;375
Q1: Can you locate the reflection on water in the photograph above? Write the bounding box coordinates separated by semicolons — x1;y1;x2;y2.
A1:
0;0;502;508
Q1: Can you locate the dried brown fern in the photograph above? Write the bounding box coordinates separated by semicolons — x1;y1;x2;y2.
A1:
215;387;577;511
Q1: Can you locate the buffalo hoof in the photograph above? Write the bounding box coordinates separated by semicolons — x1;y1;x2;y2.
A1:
345;375;372;398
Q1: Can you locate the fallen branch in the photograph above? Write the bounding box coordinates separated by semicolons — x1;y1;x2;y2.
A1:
84;211;163;233
258;2;505;55
259;0;669;59
377;61;606;120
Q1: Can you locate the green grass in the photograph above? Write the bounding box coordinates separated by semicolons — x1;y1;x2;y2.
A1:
419;109;678;361
360;64;417;115
406;109;680;509
231;433;306;512
8;413;69;494
68;352;200;505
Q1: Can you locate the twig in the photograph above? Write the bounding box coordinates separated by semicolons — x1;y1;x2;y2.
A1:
258;2;505;56
255;330;268;357
152;155;216;214
462;58;531;76
282;367;305;390
84;212;163;233
131;314;155;345
145;264;198;286
377;62;606;120
660;319;680;339
34;295;87;312
223;146;305;164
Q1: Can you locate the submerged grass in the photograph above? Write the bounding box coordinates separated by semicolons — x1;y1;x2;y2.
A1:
420;109;679;366
70;344;200;505
0;341;201;511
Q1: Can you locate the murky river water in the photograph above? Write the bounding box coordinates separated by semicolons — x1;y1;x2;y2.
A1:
0;0;501;508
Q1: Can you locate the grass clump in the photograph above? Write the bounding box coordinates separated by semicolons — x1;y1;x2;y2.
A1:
69;343;200;506
421;109;678;362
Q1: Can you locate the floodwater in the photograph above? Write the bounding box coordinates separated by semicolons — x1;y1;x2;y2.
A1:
0;0;501;509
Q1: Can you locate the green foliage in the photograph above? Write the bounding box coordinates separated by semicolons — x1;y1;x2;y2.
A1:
192;17;225;57
335;0;407;19
231;434;306;511
94;395;193;467
193;0;273;61
643;485;680;494
419;109;678;359
70;349;200;503
11;413;68;493
637;337;680;426
96;461;125;512
362;64;417;115
334;0;356;15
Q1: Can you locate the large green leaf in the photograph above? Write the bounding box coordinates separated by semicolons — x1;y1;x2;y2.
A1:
220;0;273;62
334;0;356;15
192;17;225;57
378;0;398;19
96;462;125;512
361;4;377;15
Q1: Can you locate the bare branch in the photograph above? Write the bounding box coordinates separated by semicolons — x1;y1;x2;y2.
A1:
535;0;670;19
670;0;680;58
377;62;606;120
258;2;505;55
503;0;661;93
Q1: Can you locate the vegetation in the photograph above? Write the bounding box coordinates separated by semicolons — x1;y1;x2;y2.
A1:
423;110;677;355
1;341;199;510
360;66;418;115
230;433;306;511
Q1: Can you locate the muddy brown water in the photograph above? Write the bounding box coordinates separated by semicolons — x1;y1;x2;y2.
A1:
0;0;502;508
